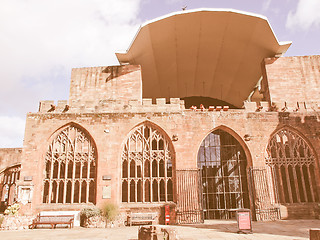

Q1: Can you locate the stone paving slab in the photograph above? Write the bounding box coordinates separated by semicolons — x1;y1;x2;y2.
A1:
0;219;319;240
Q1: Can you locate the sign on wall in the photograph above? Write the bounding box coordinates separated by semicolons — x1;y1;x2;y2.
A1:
102;186;111;199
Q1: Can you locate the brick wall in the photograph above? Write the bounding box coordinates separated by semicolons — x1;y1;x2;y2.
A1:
263;55;320;104
18;103;320;216
0;148;22;171
7;57;320;219
69;65;142;106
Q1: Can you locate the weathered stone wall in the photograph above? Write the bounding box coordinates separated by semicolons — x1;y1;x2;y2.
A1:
18;100;320;216
0;148;22;172
0;215;34;230
262;55;320;104
4;58;320;220
68;65;142;106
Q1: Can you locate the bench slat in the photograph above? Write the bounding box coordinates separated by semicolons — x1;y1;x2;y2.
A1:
128;212;158;226
30;215;74;229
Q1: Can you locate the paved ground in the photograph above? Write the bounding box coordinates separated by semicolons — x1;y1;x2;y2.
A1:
0;219;319;240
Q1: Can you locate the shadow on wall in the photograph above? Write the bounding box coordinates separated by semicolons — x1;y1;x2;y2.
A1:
272;112;320;220
102;66;138;82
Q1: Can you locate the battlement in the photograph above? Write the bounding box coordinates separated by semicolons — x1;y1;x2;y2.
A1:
39;99;320;114
38;98;185;113
244;101;320;112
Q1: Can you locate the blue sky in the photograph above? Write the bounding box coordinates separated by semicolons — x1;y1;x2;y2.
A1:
0;0;319;148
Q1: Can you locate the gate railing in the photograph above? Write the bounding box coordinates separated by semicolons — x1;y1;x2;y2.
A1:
249;167;280;221
176;169;204;224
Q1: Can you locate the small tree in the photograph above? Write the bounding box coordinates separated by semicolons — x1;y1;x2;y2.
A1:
4;203;20;215
101;203;118;224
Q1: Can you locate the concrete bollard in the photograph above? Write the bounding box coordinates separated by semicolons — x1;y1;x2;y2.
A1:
138;226;155;240
138;225;179;240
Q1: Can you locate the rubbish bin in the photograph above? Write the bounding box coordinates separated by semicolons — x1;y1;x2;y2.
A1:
138;226;156;240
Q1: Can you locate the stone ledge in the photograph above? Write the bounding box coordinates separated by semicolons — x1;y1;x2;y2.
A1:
38;98;185;114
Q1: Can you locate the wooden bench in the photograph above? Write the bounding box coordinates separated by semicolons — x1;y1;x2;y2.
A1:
29;214;74;229
127;212;158;226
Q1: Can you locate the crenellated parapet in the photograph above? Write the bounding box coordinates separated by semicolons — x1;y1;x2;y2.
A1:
38;98;185;113
244;101;320;113
39;99;320;114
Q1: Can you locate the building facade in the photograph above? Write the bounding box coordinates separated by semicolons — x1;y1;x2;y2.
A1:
1;9;320;223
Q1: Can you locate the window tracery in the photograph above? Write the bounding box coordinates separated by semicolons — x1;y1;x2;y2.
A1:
266;128;319;204
43;125;96;204
121;124;173;203
0;164;21;207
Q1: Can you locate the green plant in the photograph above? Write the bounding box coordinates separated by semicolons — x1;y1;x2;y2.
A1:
4;203;20;215
80;206;101;219
101;203;118;222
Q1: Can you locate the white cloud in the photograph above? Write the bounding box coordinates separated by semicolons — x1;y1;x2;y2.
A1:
262;0;272;12
286;0;320;30
0;0;142;147
165;0;185;5
0;116;25;148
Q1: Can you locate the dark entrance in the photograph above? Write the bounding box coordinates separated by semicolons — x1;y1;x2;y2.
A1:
197;129;249;219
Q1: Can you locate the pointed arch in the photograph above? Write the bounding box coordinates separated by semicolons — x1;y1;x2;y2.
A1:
121;121;175;203
197;127;250;219
266;127;319;204
197;125;253;167
0;164;21;209
42;123;97;204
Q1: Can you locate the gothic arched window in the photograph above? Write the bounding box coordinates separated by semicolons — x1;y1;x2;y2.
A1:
0;164;21;207
266;128;319;204
43;125;96;204
121;123;174;203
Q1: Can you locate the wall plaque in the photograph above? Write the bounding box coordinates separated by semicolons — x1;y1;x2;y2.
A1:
102;185;111;199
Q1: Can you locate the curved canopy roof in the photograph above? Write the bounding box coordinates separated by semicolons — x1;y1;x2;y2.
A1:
116;8;291;108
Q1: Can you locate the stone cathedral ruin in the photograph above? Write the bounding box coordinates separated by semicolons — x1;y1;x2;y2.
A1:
1;9;320;224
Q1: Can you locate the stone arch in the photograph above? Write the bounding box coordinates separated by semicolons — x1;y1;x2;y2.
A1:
197;126;250;219
42;123;97;204
0;164;21;211
197;125;253;167
121;121;175;203
46;122;98;151
266;126;319;204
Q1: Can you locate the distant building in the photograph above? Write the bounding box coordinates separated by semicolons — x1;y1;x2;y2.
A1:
1;9;320;223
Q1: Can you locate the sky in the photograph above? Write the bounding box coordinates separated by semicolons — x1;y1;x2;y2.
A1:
0;0;319;148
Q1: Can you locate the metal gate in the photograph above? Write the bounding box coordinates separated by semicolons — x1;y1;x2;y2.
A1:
197;129;250;219
176;169;204;224
249;167;280;221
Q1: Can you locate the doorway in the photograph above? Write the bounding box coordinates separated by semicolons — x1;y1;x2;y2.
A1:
197;129;249;219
